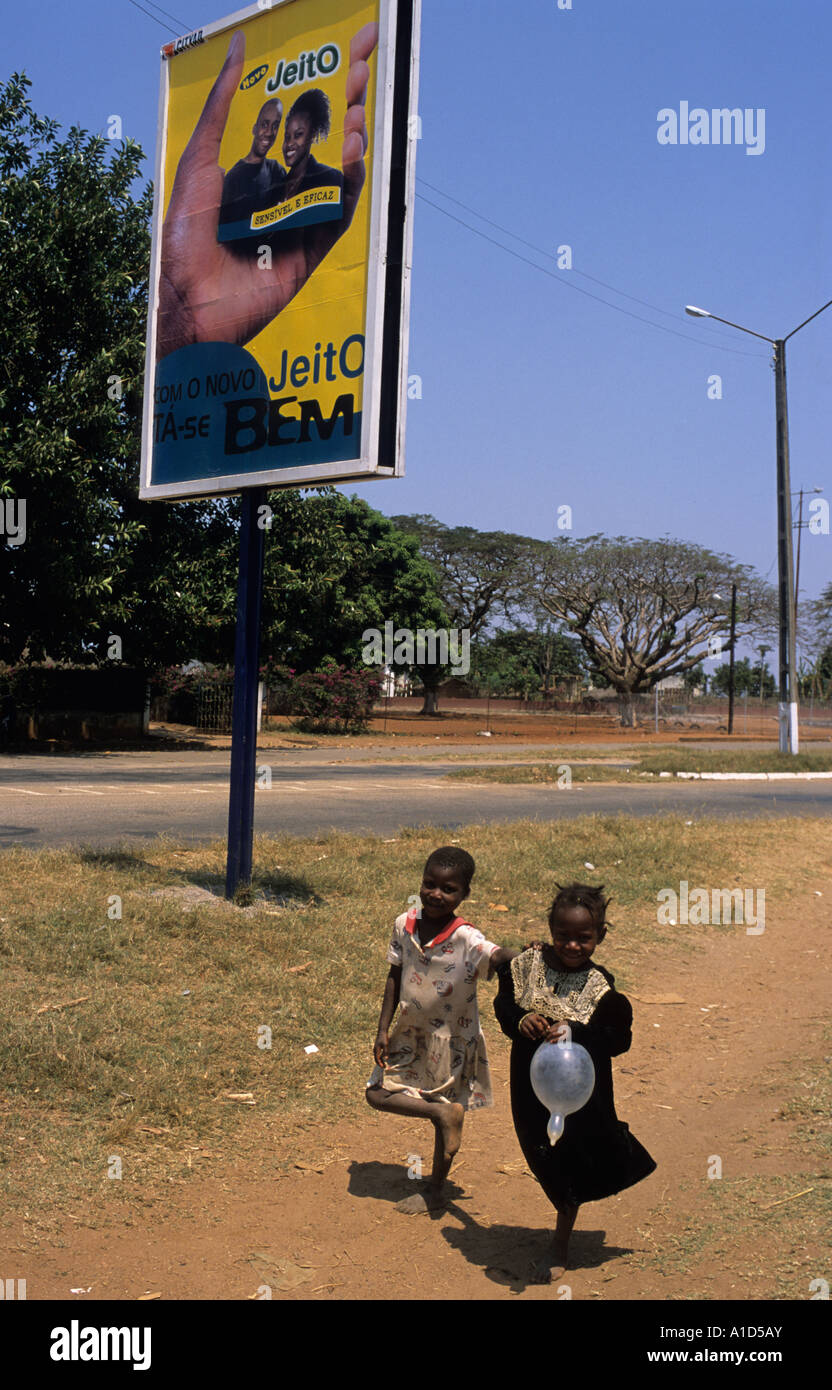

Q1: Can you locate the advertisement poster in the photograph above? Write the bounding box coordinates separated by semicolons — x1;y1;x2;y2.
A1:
140;0;417;500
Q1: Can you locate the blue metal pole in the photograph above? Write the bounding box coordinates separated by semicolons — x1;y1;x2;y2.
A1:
225;488;267;898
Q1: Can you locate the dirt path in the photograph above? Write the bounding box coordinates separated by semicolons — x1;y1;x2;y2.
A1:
6;873;829;1302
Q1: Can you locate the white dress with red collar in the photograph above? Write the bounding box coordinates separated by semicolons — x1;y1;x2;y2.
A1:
368;909;500;1109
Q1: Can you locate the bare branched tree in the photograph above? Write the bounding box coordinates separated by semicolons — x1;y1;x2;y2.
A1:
523;535;776;726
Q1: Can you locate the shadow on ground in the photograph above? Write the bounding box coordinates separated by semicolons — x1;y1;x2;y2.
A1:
347;1159;632;1293
76;844;321;907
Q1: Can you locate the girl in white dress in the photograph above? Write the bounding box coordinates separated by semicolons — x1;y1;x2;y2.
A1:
366;846;517;1213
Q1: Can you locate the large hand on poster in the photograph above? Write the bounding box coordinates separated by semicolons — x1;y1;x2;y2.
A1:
157;23;379;358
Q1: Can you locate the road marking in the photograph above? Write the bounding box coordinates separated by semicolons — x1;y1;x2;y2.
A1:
1;786;47;796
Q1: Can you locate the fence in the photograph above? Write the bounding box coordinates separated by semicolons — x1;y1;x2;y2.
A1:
630;693;832;734
195;682;234;733
372;691;832;734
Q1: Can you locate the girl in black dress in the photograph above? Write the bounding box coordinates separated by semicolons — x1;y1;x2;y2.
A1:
494;884;656;1283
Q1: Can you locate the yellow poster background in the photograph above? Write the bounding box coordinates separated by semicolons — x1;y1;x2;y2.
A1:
160;0;380;422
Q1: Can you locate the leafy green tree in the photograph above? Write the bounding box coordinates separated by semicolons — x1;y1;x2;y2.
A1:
0;73;237;669
683;663;706;693
471;626;585;698
260;490;447;673
711;657;775;699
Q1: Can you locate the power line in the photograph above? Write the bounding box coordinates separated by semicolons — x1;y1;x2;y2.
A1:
418;176;754;347
124;0;190;36
417;177;689;326
415;184;769;360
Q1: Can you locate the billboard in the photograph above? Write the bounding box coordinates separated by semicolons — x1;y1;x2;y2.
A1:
140;0;418;500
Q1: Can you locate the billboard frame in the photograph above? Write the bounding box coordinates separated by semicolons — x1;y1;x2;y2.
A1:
139;0;419;502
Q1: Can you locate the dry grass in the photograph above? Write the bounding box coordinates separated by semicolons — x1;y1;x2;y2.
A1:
0;816;828;1226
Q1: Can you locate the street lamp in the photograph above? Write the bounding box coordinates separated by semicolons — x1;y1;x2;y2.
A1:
684;298;832;753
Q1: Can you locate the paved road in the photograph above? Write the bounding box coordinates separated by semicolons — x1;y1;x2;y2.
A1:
0;750;830;848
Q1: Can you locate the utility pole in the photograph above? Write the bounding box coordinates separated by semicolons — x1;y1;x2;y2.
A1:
727;583;737;735
686;298;832;753
772;340;798;752
758;643;771;709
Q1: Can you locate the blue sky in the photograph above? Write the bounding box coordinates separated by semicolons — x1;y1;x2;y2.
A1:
8;0;831;664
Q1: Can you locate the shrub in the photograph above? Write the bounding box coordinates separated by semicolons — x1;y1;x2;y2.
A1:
149;665;233;725
287;664;380;734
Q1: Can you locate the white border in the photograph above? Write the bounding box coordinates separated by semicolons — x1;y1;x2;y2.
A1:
395;0;421;478
139;0;414;501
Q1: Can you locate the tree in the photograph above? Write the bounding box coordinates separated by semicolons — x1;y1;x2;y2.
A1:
260;491;447;673
798;591;832;697
712;658;775;699
471;626;585;699
0;73;238;669
814;645;832;699
524;535;776;726
389;514;529;634
388;514;531;711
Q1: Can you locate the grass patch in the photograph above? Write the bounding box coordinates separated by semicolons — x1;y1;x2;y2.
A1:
1;816;829;1227
448;747;832;784
766;1024;832;1158
641;1175;832;1298
448;763;637;784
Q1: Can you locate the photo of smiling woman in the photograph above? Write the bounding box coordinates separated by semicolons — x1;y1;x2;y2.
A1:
279;87;344;211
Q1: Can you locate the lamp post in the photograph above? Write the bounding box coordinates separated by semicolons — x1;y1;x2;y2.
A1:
685;299;832;754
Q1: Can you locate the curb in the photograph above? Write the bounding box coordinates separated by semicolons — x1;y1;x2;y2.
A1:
673;771;832;781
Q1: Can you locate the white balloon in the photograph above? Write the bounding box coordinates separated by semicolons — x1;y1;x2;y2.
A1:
530;1040;595;1145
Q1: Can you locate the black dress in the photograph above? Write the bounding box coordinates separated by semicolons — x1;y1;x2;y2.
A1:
494;951;657;1209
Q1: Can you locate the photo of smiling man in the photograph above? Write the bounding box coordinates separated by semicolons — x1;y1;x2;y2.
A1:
218;97;287;238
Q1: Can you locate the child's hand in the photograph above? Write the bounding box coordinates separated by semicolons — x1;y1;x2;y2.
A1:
544;1022;570;1044
519;1012;551;1040
373;1031;389;1066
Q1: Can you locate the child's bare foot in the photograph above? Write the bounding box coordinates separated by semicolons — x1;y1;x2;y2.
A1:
530;1240;569;1285
395;1185;447;1215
